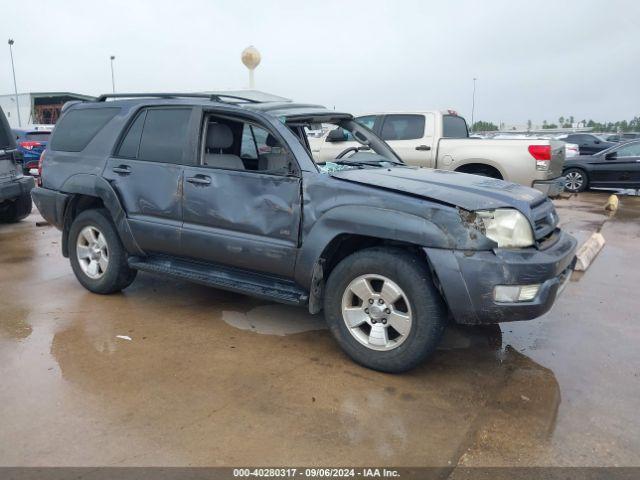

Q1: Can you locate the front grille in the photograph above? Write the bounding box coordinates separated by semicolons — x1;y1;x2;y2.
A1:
530;198;558;241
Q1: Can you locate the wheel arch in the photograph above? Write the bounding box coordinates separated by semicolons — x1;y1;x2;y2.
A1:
297;205;452;313
59;174;143;257
454;161;505;179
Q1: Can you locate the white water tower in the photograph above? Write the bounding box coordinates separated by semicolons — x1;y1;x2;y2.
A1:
241;46;261;89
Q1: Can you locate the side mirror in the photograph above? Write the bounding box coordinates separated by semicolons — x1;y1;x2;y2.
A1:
326;128;347;142
594;140;601;144
605;151;617;160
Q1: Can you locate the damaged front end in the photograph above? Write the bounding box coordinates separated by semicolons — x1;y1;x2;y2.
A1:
429;205;577;325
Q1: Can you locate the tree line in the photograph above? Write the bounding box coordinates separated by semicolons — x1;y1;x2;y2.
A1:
472;116;640;133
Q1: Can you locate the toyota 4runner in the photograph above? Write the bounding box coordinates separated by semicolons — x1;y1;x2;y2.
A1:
32;93;577;373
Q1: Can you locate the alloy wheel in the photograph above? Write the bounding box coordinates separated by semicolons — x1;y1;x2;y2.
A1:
76;226;109;279
341;274;413;351
565;171;584;192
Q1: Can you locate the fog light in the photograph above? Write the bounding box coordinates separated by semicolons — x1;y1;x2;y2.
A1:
494;284;540;303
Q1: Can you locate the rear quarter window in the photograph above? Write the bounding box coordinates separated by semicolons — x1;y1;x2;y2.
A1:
442;115;469;138
50;107;119;152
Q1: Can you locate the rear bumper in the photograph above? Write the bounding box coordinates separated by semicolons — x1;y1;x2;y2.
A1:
0;176;35;202
425;230;577;325
31;186;69;229
532;176;565;197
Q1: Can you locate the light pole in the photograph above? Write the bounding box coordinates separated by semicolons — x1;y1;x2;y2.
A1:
110;55;116;93
471;77;477;132
7;39;22;127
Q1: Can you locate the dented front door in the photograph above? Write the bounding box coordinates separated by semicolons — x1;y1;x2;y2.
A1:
181;167;301;277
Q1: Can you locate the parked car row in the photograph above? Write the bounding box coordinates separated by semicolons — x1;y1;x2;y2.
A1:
601;132;640;143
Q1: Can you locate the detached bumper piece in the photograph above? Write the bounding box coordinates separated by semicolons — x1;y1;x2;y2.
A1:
425;230;577;325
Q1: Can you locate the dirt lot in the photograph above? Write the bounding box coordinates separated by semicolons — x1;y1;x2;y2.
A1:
0;192;639;469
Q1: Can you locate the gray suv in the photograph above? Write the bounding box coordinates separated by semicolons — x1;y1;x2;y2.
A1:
32;93;577;372
0;106;34;223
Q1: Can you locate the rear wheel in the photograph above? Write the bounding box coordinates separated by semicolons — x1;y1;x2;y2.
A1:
0;193;32;223
564;168;588;193
69;209;137;294
323;247;447;373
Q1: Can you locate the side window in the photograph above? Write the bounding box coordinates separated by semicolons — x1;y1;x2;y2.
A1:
116;111;146;158
615;143;640;157
138;108;192;164
355;115;376;130
50;108;119;152
202;116;292;175
240;124;258;159
381;115;425;141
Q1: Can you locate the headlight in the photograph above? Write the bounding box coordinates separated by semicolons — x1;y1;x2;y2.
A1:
475;208;534;248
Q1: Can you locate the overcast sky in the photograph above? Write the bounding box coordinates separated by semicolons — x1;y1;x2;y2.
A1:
1;0;638;124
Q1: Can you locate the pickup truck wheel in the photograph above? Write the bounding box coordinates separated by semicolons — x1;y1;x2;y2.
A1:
0;192;32;223
324;247;447;373
69;209;137;294
564;168;588;193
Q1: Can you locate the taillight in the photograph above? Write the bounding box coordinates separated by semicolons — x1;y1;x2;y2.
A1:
20;141;41;151
528;145;551;171
37;151;45;186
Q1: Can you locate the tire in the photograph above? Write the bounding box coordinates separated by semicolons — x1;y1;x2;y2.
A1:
0;192;32;223
564;168;588;193
68;208;137;294
323;247;447;373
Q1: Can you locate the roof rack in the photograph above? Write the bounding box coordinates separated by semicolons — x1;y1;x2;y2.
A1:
94;93;261;103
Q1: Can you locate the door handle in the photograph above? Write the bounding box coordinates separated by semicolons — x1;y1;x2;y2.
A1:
415;145;431;151
186;175;212;186
112;165;131;175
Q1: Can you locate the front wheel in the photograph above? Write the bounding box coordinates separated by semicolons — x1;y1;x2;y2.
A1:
323;247;447;373
564;168;588;193
68;208;137;294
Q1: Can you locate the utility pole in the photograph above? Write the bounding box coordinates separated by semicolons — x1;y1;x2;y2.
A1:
110;55;116;93
471;77;477;132
7;39;22;127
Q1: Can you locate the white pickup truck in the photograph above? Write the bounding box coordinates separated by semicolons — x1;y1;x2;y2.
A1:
312;110;566;195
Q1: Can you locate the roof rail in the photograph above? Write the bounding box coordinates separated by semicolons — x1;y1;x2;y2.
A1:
95;93;261;103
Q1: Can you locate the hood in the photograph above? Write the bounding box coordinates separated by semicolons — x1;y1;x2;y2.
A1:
330;167;545;212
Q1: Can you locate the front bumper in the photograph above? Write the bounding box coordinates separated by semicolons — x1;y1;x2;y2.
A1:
0;176;35;202
532;176;565;197
425;230;577;325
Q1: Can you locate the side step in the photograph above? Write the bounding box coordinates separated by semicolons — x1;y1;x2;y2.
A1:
128;255;308;306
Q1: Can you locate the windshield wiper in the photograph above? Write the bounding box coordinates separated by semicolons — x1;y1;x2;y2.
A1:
333;159;404;167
